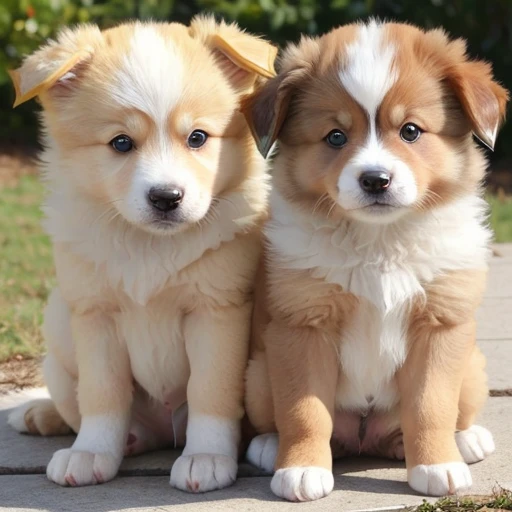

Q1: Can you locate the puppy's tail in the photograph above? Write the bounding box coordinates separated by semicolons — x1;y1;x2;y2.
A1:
7;391;72;436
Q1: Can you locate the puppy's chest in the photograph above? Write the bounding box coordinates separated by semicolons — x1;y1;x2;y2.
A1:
117;296;190;403
334;296;408;412
312;257;424;315
315;260;415;411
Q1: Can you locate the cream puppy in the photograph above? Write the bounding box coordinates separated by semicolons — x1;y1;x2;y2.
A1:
7;16;275;491
242;21;508;501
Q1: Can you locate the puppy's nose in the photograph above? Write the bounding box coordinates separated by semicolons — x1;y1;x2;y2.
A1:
147;187;184;212
359;169;391;194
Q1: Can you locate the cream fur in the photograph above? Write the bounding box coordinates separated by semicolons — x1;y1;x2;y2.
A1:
9;17;274;491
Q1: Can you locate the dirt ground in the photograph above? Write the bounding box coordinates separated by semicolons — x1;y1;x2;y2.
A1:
0;357;44;395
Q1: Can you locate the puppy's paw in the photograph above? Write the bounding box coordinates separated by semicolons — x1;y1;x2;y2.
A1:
8;399;72;436
170;454;237;493
408;462;472;496
271;467;334;502
46;448;120;487
456;425;495;464
246;433;279;473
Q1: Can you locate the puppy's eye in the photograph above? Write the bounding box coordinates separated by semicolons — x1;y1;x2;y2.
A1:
187;130;208;149
110;135;134;153
325;129;348;148
400;123;422;143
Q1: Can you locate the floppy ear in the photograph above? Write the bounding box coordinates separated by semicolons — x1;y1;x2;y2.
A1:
9;25;101;108
189;15;277;91
241;36;319;158
242;62;313;158
448;58;509;150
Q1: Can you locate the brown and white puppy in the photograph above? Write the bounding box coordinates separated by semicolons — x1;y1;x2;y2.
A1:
7;16;276;491
242;20;508;501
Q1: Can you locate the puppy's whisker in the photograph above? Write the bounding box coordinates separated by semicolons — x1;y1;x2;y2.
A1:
416;190;442;212
106;210;122;226
90;206;117;229
326;200;337;219
219;197;242;216
312;193;330;215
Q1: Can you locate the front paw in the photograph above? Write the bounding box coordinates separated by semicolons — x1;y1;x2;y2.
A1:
408;462;472;496
170;454;237;493
271;467;334;502
47;448;120;486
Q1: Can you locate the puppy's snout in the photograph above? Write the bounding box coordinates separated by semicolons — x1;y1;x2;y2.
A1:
359;169;392;195
147;187;184;212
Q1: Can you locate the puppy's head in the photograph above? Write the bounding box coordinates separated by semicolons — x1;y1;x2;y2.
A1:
243;21;508;224
11;17;276;234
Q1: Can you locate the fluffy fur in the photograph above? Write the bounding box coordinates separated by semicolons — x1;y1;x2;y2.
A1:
242;20;508;501
8;16;276;491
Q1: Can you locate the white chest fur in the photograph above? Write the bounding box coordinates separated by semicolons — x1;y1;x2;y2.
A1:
266;191;491;411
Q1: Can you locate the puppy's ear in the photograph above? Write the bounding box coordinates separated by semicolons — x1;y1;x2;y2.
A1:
9;25;101;108
189;15;277;90
241;73;294;158
241;37;318;158
446;42;509;150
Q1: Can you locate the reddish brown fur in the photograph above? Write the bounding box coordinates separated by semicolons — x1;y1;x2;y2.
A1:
243;21;508;498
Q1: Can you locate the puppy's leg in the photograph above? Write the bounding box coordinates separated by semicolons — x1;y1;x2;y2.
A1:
170;303;251;493
8;356;77;436
9;290;80;435
245;350;275;434
456;346;494;464
46;312;132;487
266;322;338;502
398;322;475;496
245;350;279;473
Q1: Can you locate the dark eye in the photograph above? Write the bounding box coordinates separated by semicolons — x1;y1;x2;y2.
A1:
110;135;134;153
187;130;208;149
400;123;422;143
325;129;348;148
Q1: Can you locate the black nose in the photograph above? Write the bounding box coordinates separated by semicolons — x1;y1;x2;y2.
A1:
359;170;392;194
147;187;184;212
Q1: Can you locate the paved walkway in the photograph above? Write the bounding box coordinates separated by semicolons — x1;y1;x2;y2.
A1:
1;245;512;512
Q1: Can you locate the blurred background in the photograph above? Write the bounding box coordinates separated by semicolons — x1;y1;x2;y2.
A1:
0;0;511;380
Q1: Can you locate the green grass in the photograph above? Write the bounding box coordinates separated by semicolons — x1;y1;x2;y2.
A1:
0;175;53;361
0;177;511;363
414;487;512;511
488;193;512;243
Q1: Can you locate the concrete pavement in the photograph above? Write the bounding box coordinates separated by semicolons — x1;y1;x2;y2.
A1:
1;244;511;512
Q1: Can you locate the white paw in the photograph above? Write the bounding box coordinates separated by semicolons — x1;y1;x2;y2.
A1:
271;467;334;502
456;425;495;464
246;433;279;473
408;462;472;496
7;403;31;433
46;448;120;486
170;454;237;493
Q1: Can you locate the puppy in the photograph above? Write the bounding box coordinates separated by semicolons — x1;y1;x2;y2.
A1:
242;20;508;501
7;16;276;491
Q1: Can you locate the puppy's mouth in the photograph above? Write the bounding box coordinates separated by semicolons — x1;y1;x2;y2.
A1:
351;197;400;213
149;218;182;229
365;199;398;208
146;212;187;232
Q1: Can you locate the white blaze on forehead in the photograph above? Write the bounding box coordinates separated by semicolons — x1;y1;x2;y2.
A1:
114;25;183;122
339;20;398;117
